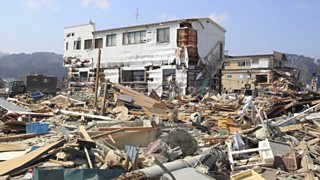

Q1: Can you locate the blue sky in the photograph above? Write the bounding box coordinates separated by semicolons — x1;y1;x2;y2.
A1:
0;0;319;59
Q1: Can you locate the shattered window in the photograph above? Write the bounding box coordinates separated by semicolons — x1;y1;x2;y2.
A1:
157;28;170;43
95;38;103;49
106;34;116;46
84;39;93;49
123;31;146;45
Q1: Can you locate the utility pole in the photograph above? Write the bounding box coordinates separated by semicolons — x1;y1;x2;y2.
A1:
94;48;101;110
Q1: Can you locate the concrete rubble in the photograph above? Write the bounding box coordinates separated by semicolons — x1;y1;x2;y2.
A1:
0;79;320;180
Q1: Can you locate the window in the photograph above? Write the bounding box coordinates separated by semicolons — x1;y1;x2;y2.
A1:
106;34;117;46
84;39;93;49
256;74;268;83
43;78;48;83
157;28;170;43
122;70;145;82
66;42;68;51
252;59;259;64
95;38;103;49
238;61;251;66
226;74;232;79
123;31;146;45
223;62;230;67
74;40;81;50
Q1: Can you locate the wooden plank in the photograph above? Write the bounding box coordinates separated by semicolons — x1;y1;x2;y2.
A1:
279;124;303;132
91;128;125;139
79;125;93;142
78;125;93;169
0;144;25;152
0;134;36;142
112;83;167;110
0;139;64;176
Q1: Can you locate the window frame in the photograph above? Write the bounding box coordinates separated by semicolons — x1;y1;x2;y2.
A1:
94;38;103;49
123;30;146;45
84;39;93;49
74;40;81;50
157;28;170;43
106;34;117;46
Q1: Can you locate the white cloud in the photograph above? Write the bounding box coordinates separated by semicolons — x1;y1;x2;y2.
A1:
80;0;111;10
209;12;230;24
23;0;59;13
296;0;311;10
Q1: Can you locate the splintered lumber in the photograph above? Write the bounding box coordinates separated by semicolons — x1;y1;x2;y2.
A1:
78;125;93;168
112;83;167;110
0;139;65;176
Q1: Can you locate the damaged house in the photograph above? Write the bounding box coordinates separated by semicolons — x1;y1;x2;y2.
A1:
222;51;300;94
63;18;225;95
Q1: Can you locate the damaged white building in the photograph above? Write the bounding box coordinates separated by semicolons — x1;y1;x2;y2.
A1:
63;18;225;95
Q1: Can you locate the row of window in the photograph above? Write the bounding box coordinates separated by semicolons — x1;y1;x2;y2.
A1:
66;28;170;51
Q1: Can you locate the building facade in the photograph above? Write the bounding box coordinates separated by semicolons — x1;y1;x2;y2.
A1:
222;52;289;94
63;18;225;95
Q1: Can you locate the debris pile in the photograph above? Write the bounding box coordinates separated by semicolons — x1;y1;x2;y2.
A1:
0;81;320;179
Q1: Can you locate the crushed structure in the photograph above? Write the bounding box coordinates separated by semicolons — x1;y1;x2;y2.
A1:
0;17;319;180
222;51;300;94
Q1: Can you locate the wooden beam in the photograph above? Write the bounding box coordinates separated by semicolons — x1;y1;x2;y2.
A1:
94;48;101;109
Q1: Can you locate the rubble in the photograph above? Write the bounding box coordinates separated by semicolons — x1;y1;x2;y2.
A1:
0;79;320;180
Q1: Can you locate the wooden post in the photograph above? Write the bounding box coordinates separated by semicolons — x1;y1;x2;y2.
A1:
94;48;101;109
101;82;108;115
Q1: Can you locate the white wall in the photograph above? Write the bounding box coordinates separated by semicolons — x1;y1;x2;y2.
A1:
94;23;180;68
251;58;271;68
63;23;95;67
192;19;225;58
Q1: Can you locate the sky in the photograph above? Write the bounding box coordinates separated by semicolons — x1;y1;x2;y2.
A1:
0;0;319;59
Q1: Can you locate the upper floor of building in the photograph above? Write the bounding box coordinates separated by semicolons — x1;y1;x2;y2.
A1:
223;51;287;71
63;18;226;68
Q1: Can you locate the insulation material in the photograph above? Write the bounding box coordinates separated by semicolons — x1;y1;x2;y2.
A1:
176;68;188;95
104;69;119;83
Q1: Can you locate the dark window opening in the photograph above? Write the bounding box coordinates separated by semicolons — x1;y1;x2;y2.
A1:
95;38;103;49
66;42;68;51
256;74;268;83
122;70;145;82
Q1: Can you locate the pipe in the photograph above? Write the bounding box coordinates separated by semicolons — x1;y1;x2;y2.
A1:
136;155;202;179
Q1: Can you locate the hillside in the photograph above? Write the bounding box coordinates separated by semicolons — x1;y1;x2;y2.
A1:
286;54;320;84
0;52;67;79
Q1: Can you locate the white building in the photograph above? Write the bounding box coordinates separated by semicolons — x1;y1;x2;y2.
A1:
63;18;226;95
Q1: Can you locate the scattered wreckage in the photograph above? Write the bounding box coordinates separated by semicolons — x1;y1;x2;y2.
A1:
0;79;320;180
